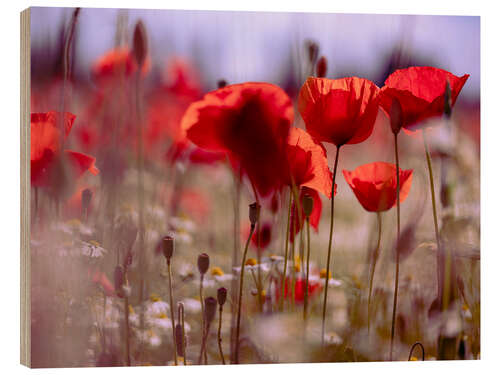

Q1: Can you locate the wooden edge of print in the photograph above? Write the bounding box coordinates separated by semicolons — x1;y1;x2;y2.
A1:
20;7;31;368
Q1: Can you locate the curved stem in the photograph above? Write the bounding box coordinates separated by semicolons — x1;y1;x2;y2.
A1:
218;305;226;364
235;223;256;364
408;342;425;361
423;130;447;310
390;133;401;360
198;321;212;365
167;260;178;365
303;217;311;321
321;145;341;346
280;189;293;311
368;212;382;334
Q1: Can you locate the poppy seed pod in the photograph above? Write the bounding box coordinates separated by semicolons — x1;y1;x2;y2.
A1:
81;188;92;211
217;79;227;89
390;97;403;135
197;253;210;275
132;20;147;67
204;297;217;325
114;265;125;298
249;202;260;226
316;56;328;78
444;81;452;118
162;236;174;261
307;40;319;64
175;323;185;357
302;194;314;218
217;287;227;306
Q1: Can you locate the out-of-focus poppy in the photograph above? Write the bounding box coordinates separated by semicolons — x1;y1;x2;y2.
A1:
92;47;150;84
379;67;469;131
289;187;327;242
182;82;293;197
251;221;273;250
278;276;323;303
89;269;115;297
286;127;332;198
298;77;380;146
31;111;99;195
342;162;413;212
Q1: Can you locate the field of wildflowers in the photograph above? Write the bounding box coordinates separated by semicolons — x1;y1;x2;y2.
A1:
28;7;480;367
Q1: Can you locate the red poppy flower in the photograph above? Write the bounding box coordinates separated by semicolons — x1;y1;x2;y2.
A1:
290;187;328;242
286;127;332;198
92;47;150;84
251;221;273;250
342;162;413;212
31;111;99;191
182;82;293;196
278;277;323;303
298;77;380;146
90;269;115;297
379;67;469;131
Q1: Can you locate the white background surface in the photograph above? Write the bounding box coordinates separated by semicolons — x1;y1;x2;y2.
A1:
0;0;496;374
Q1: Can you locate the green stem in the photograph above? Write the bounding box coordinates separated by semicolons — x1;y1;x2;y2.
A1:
368;212;382;334
178;303;187;365
423;130;447;310
218;305;226;364
124;295;131;366
280;189;293;311
235;223;256;364
303;217;311;321
321;145;341;346
199;275;206;363
167;260;178;365
390;133;401;360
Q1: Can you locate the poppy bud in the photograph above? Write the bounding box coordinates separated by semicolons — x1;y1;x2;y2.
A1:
81;188;92;212
132;20;148;67
217;287;227;306
204;296;217;325
302;194;314;217
124;250;133;268
162;235;174;261
316;56;328;78
114;265;125;298
390;97;403;135
249;202;260;227
306;40;319;64
217;79;227;89
175;323;185;357
444;80;452;118
197;253;210;275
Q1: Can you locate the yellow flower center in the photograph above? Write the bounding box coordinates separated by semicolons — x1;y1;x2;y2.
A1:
320;268;332;279
245;258;257;266
211;267;224;276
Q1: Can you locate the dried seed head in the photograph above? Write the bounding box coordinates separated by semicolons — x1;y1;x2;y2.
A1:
316;56;328;78
175;323;185;357
204;296;217;325
81;188;92;211
390;97;403;135
114;265;125;298
197;253;210;275
217;287;227;306
249;202;260;226
444;80;452;118
217;79;227;89
302;194;314;217
162;236;174;261
132;20;148;67
306;40;319;64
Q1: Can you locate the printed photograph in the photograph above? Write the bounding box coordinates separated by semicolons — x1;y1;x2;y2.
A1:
28;7;480;367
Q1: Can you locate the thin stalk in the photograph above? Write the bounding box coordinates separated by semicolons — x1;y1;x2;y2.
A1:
167;260;178;365
321;145;341;346
303;217;311;321
408;342;425;361
235;223;256;364
198;320;213;365
368;212;382;334
423;130;447;310
123;294;131;366
291;235;296;311
390;133;401;360
218;305;226;364
280;189;293;311
199;275;206;363
178;303;187;365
